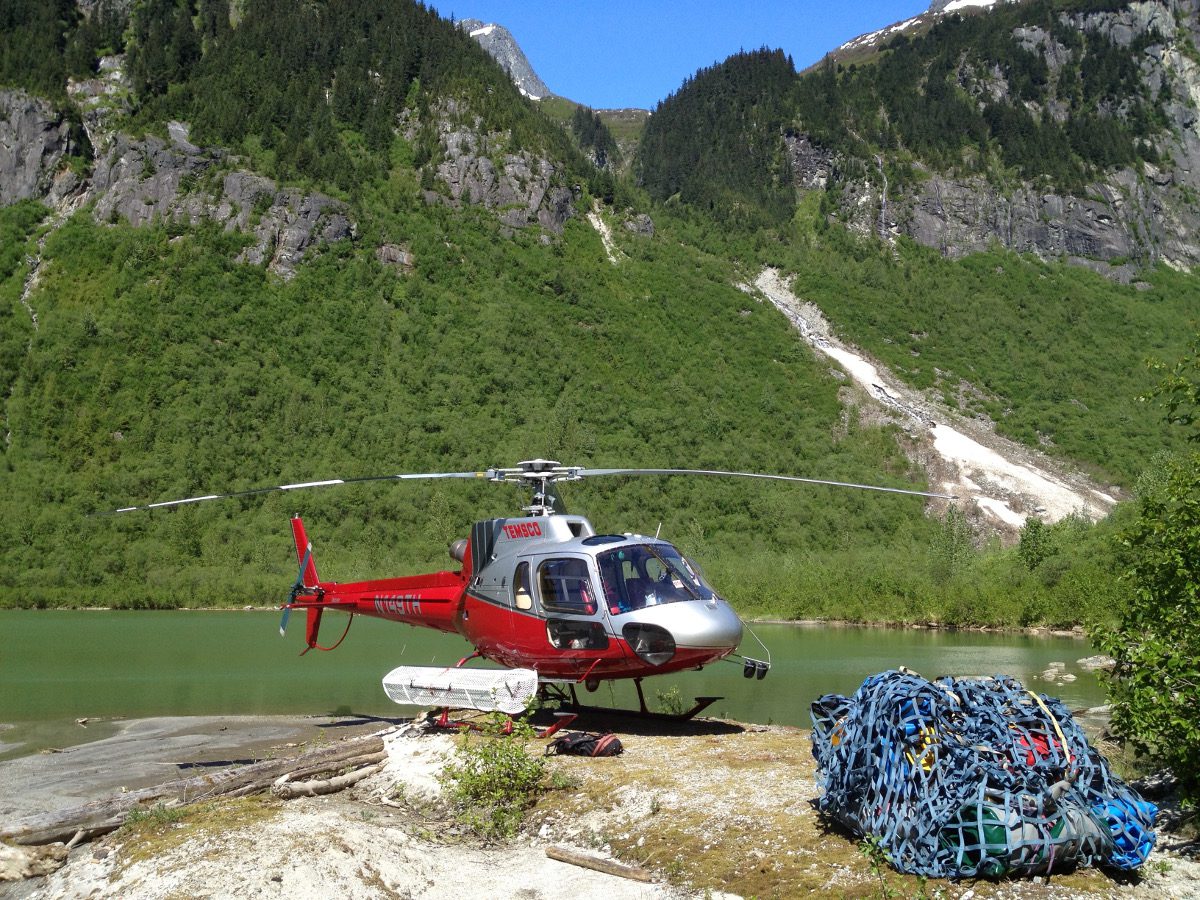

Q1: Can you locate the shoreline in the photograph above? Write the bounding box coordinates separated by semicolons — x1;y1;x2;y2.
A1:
750;616;1088;638
1;606;1092;638
0;714;401;823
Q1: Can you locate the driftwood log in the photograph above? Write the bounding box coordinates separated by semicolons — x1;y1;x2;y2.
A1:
545;845;654;883
272;753;387;799
0;733;386;847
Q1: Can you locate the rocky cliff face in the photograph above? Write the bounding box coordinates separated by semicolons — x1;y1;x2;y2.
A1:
2;50;577;266
1;60;353;280
808;0;1200;277
409;99;577;234
0;91;79;209
87;128;354;276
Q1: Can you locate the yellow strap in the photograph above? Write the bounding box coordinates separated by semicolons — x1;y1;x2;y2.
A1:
1027;690;1073;766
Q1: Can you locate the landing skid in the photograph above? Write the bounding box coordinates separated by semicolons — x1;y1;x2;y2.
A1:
540;677;722;722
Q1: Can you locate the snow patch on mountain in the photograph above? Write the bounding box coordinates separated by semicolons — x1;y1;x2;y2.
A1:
752;268;1117;534
838;18;924;54
941;0;1000;12
838;0;1011;55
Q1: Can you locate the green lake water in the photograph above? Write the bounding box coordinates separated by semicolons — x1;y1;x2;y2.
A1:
0;610;1107;758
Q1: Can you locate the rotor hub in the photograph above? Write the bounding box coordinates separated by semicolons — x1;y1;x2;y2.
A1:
487;460;583;485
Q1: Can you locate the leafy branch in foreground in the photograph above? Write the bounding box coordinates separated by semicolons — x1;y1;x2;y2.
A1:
1092;341;1200;800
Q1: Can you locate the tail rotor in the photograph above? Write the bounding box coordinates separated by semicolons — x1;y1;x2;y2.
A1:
279;541;314;637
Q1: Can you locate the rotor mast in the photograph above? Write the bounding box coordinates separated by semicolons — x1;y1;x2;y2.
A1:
487;459;580;516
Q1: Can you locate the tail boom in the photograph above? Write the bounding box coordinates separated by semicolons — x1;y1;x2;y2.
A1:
316;571;467;635
285;518;468;650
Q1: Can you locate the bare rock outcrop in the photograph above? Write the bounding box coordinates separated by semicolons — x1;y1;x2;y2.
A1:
414;100;577;233
84;126;353;279
375;242;415;271
785;132;833;192
0;91;77;208
622;211;655;236
2;62;354;280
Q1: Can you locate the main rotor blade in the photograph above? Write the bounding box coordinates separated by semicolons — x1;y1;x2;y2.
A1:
577;468;957;500
105;470;491;514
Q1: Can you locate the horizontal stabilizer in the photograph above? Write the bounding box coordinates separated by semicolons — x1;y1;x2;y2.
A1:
382;665;538;714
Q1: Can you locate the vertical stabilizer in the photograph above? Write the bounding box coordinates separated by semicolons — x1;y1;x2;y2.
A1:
290;517;321;587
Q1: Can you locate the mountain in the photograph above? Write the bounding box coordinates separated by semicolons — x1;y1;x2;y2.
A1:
640;0;1200;278
0;0;1191;631
825;0;1200;278
458;17;646;172
459;19;551;100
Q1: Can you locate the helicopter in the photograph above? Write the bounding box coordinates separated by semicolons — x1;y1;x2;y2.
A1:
113;459;954;717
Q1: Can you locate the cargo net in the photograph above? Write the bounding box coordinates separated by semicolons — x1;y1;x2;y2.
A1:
810;670;1157;879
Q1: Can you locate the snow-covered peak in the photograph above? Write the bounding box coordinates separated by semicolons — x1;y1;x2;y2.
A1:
459;18;551;101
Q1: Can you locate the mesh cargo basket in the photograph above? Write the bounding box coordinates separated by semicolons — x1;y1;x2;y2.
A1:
810;670;1156;878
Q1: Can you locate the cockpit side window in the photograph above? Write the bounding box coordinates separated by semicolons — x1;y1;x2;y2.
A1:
513;561;533;610
537;557;597;615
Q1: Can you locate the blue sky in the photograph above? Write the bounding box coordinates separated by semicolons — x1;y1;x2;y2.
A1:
428;1;933;109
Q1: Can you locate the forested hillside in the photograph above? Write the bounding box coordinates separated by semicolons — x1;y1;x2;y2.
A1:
0;0;1195;634
636;49;798;228
634;0;1200;484
1;0;593;198
0;195;951;611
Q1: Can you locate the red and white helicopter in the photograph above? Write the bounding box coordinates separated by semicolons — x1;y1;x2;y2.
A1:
115;460;952;718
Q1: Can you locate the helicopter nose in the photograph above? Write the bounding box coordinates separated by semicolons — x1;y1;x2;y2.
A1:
626;598;743;652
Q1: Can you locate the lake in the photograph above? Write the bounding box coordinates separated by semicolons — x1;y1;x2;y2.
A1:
0;610;1107;759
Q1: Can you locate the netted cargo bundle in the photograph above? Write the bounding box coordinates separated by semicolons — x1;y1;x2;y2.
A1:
810;670;1157;879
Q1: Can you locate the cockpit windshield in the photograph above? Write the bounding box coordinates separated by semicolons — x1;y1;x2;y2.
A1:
596;543;716;614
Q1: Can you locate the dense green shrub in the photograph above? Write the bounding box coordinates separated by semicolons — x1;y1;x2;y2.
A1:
440;716;546;840
1092;342;1200;799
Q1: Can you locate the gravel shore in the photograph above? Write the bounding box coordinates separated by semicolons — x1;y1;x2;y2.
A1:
1;715;1197;899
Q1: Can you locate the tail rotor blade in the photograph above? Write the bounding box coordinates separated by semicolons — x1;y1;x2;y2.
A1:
281;542;315;637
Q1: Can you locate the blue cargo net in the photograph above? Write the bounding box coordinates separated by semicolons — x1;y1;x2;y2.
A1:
810;670;1156;879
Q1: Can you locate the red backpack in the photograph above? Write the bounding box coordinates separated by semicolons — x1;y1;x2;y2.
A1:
546;730;624;757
